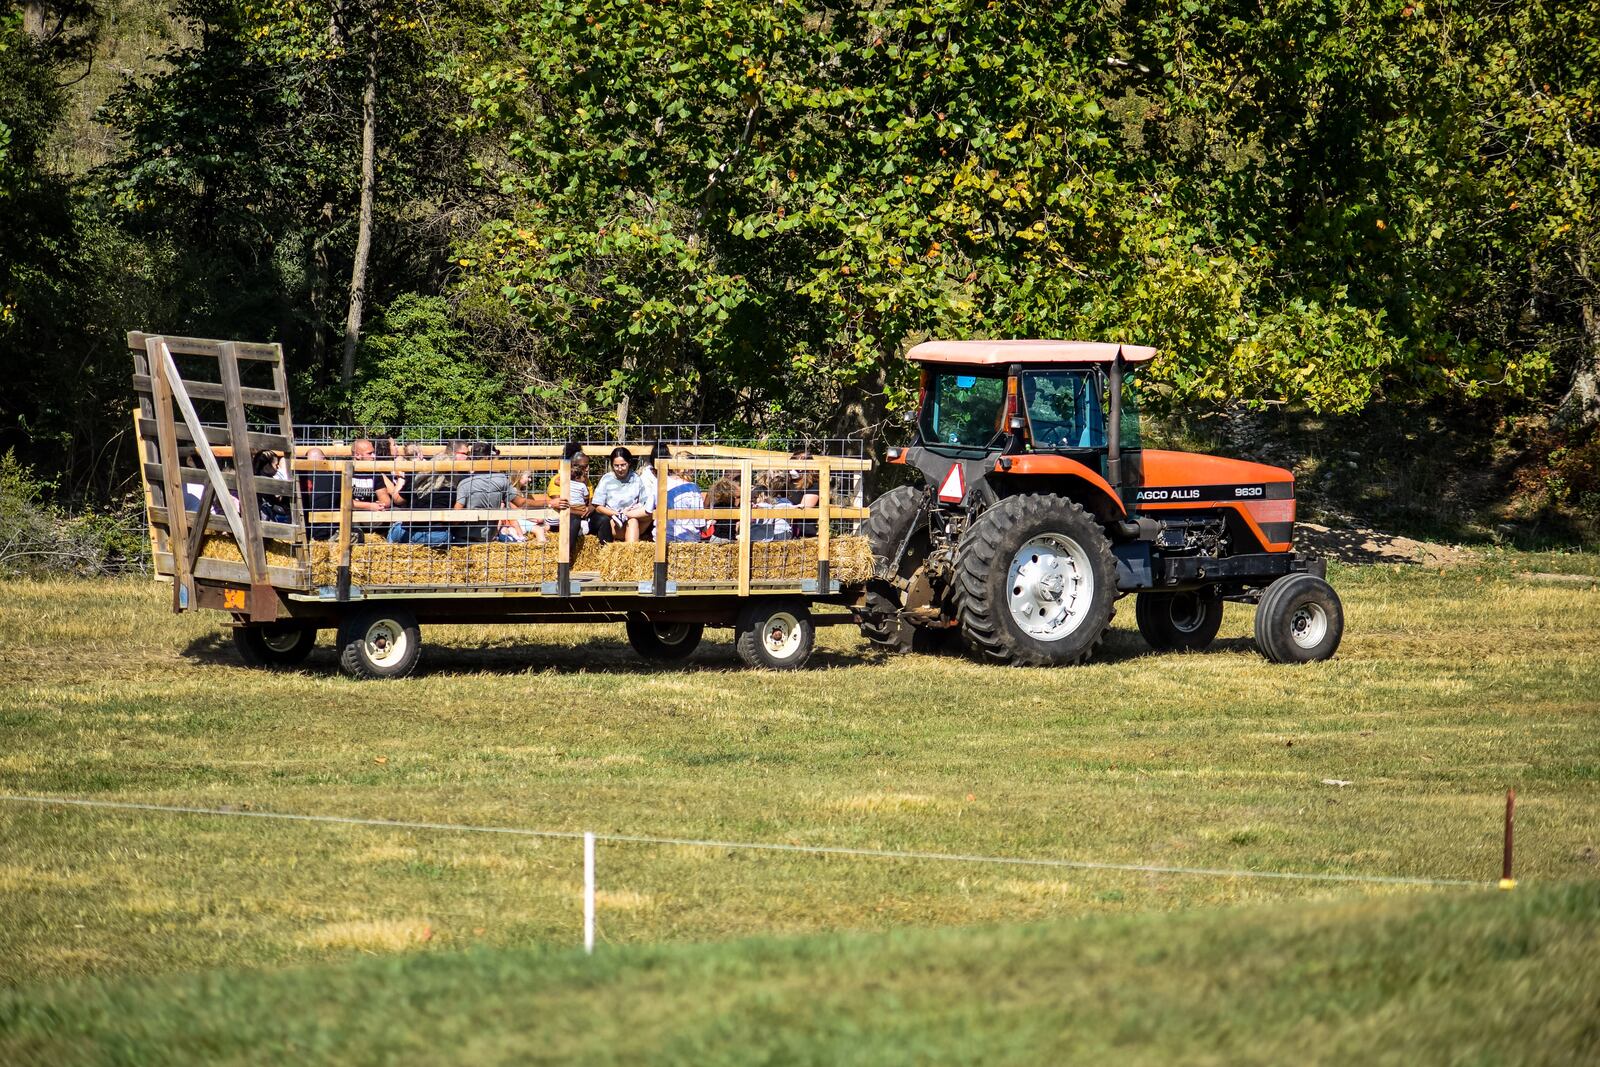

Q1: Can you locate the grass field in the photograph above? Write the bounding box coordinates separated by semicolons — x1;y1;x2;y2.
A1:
1;555;1597;1062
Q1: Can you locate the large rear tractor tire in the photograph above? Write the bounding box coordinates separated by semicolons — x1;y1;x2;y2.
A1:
858;485;943;653
232;623;317;668
1253;574;1344;663
625;614;704;662
953;494;1117;666
735;599;816;670
1136;590;1224;652
336;608;422;679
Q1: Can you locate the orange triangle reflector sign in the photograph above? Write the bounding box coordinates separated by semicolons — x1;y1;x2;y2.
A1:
937;464;966;503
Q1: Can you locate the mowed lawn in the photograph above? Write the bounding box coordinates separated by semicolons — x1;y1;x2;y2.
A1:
0;555;1597;1061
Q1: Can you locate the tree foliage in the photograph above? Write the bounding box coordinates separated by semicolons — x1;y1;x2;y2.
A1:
102;0;476;385
452;0;1597;432
1;0;1597;504
349;293;515;426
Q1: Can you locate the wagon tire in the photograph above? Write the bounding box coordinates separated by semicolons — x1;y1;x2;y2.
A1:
337;609;422;679
232;623;317;668
625;614;704;662
1136;590;1224;652
1254;574;1343;663
952;494;1116;667
735;599;815;670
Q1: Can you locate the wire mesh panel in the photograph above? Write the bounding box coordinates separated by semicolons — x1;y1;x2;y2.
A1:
289;435;873;596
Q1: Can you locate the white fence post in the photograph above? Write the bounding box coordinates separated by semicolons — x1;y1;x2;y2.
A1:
583;831;596;954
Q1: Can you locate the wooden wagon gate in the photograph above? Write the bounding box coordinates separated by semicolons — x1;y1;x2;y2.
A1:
129;331;307;619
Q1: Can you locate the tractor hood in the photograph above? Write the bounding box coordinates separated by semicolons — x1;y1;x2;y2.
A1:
1135;450;1296;551
1138;450;1295;497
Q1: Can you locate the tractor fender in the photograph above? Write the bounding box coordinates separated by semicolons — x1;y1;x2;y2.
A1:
991;454;1127;522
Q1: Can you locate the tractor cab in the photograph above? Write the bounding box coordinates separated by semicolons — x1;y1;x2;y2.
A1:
907;340;1154;499
862;338;1341;668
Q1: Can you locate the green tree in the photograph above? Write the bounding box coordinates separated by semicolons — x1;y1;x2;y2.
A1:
350;293;515;426
104;0;479;405
452;0;1597;436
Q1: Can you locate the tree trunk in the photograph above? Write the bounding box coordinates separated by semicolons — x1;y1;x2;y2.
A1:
833;354;896;494
615;350;638;442
23;2;46;38
341;31;379;392
1555;287;1600;432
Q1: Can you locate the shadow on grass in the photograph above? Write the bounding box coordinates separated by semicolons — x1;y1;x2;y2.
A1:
180;617;1253;678
179;629;890;677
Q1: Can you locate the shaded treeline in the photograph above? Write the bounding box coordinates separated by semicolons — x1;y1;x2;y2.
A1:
1;0;1597;523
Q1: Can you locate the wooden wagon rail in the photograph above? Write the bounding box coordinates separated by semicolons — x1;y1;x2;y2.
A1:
130;331;875;614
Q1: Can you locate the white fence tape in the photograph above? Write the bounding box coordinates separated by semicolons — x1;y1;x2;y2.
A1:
0;794;1489;889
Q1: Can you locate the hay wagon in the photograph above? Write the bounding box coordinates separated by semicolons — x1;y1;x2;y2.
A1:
128;332;875;676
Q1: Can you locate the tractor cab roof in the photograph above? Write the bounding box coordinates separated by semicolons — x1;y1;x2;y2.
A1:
907;340;1159;366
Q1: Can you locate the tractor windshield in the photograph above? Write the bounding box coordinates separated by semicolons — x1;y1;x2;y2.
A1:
1020;370;1105;450
921;369;1006;450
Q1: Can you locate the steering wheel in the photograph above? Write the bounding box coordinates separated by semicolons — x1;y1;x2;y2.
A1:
1029;421;1074;447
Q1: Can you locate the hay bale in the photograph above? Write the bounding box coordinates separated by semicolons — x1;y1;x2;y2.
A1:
463;541;557;584
829;535;874;583
595;535;872;585
306;541;459;586
359;543;465;586
198;535;298;569
306;533;866;589
597;542;654;583
307;535;605;587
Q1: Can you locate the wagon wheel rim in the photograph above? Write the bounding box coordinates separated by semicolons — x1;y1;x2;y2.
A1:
762;611;803;660
364;619;408;667
261;628;304;653
1289;602;1329;649
653;622;695;646
1005;533;1093;641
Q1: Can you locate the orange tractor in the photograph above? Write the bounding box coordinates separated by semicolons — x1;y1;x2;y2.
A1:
858;340;1343;665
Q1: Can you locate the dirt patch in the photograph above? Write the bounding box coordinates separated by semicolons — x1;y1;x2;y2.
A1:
1295;522;1472;566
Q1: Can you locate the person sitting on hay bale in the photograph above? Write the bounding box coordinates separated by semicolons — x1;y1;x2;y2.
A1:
750;481;795;542
662;454;711;542
786;449;821;538
637;441;668;537
703;468;744;541
348;438;391;516
299;447;338;540
454;442;537;544
387;440;469;547
592;446;651;543
498;470;550;544
546;443;594;554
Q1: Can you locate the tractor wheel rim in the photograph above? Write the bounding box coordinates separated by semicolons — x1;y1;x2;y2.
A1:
1006;534;1092;641
262;629;303;653
1289;602;1328;649
365;620;408;667
653;622;694;646
762;612;803;659
1171;594;1208;633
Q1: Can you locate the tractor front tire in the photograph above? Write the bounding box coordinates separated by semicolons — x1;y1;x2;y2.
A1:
232;623;317;668
1253;574;1344;663
1136;590;1224;652
953;494;1116;666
